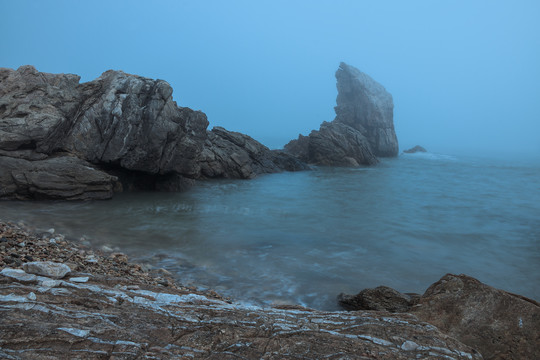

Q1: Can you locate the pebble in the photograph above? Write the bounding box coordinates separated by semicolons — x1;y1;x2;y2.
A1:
100;245;113;252
401;340;419;351
27;292;37;301
46;228;55;234
127;285;140;290
18;241;25;247
49;238;57;244
69;276;89;283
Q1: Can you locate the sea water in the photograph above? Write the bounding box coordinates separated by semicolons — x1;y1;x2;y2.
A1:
1;152;539;310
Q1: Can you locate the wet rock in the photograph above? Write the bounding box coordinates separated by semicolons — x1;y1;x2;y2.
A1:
200;126;308;179
338;286;413;313
411;273;540;360
403;145;427;153
23;261;71;279
285;62;398;166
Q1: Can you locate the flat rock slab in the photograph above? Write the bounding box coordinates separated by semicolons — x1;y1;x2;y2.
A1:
22;261;71;279
0;271;482;359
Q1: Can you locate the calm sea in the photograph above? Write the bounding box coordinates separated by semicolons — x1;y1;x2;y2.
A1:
1;152;539;310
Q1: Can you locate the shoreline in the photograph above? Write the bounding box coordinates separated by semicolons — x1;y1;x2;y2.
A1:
0;219;486;359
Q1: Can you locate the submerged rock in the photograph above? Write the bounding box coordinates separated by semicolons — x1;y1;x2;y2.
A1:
403;145;427;153
285;62;398;166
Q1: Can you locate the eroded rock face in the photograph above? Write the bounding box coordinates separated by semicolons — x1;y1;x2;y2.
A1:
285;62;398;166
0;66;304;200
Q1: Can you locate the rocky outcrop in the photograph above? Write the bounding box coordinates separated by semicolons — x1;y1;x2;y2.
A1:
412;274;540;360
339;274;540;360
285;62;398;166
0;66;303;200
200;127;308;179
0;221;481;360
403;145;427;153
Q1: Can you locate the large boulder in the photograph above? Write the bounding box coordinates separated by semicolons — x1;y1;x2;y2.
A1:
285;62;398;165
0;66;305;200
339;274;540;360
411;274;540;360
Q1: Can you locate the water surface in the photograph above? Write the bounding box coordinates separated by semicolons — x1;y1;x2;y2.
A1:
1;153;539;310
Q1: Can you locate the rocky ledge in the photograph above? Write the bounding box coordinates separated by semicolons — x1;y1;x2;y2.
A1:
0;66;307;201
0;220;484;359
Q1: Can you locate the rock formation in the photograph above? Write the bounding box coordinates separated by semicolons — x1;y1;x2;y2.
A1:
403;145;427;153
0;66;305;200
339;274;540;360
285;62;398;166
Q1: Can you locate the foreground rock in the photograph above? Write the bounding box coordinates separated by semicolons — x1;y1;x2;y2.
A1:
412;274;540;360
403;145;427;153
285;62;398;166
0;66;304;200
0;221;481;359
339;274;540;360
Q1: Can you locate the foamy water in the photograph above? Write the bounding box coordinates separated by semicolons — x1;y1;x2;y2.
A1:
1;153;539;310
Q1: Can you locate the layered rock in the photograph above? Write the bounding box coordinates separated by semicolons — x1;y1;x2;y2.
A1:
0;66;303;200
339;274;540;360
285;62;398;166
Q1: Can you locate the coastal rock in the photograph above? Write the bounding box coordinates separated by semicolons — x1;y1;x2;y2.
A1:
0;66;306;200
285;62;398;166
411;274;540;360
403;145;427;153
338;286;415;313
0;155;117;200
200;127;308;178
23;261;71;279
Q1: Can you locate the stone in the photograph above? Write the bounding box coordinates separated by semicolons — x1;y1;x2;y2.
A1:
411;273;540;360
403;145;427;153
285;62;398;166
1;268;38;283
23;261;71;279
26;292;36;301
338;286;413;313
69;277;89;283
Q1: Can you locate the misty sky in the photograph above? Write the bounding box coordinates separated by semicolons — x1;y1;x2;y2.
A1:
2;1;539;156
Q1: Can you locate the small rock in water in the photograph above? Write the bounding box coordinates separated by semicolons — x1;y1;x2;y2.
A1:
23;261;71;279
46;228;55;234
26;292;37;301
69;276;89;283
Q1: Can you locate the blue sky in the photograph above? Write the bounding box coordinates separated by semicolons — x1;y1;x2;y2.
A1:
2;0;539;155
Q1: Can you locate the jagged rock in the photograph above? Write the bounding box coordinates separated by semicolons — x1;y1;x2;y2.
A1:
200;127;308;179
338;286;415;313
0;155;117;200
23;261;71;279
285;62;398;166
0;66;306;200
411;274;540;360
403;145;427;153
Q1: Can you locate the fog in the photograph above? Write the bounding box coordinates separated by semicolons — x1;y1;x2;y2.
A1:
2;0;539;156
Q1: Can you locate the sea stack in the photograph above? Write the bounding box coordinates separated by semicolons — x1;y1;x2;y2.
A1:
285;62;399;165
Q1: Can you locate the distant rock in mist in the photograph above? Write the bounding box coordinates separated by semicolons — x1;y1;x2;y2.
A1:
285;62;399;166
403;145;427;153
0;65;306;200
